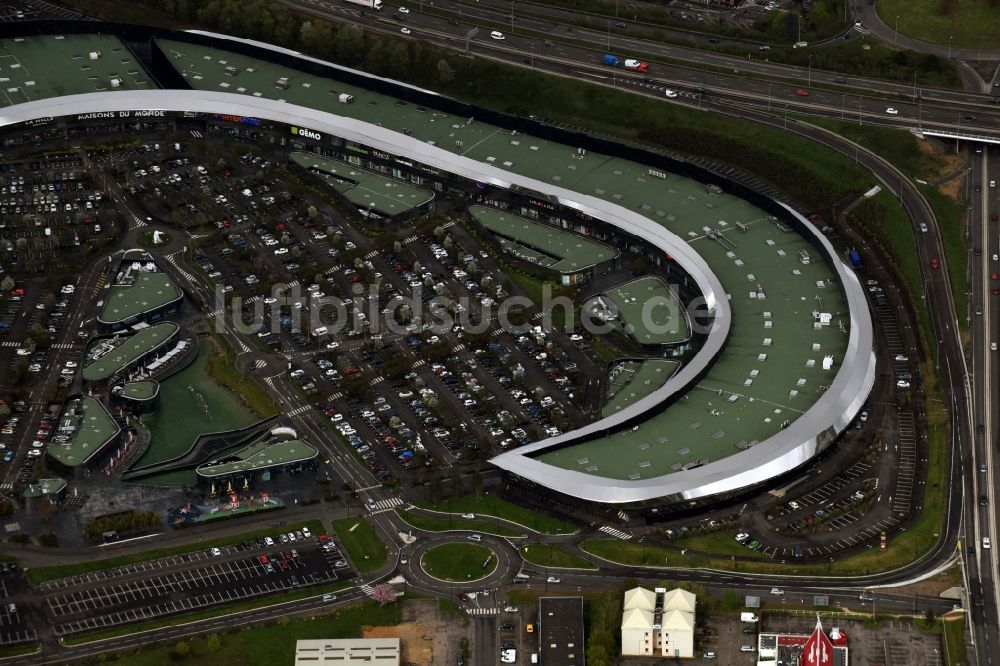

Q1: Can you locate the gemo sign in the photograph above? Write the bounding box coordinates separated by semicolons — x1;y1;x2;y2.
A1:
291;126;321;141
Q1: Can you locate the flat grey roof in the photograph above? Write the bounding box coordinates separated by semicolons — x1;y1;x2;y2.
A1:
83;323;178;381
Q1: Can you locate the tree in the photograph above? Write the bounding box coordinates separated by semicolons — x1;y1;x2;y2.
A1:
307;205;318;219
437;59;455;83
0;276;14;291
470;470;484;499
174;640;191;658
369;583;397;606
333;24;364;66
721;589;741;611
385;41;410;79
426;476;443;506
15;237;27;251
206;634;222;653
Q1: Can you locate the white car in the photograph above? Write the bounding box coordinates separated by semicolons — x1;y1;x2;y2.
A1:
64;361;78;368
400;27;411;35
211;547;222;556
274;247;289;255
27;449;41;457
490;30;505;40
885;107;899;115
664;89;678;98
264;537;274;547
398;6;409;12
546;575;560;583
984;537;991;550
302;527;312;538
263;296;277;305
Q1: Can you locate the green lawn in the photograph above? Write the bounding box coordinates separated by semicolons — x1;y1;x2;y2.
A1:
330;517;387;574
520;544;597;570
74;600;400;665
395;509;520;537
944;617;967;665
420;543;496;582
136;342;258;468
878;0;999;49
669;530;770;561
26;519;324;584
412;495;576;535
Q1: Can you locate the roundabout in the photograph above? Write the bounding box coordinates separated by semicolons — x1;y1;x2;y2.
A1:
420;542;497;583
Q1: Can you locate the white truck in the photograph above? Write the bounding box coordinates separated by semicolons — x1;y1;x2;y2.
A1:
740;612;758;623
343;0;382;9
338;93;354;104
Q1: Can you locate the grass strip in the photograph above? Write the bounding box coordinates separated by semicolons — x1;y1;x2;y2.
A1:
330;517;388;574
520;544;597;570
26;519;324;584
207;332;280;418
413;495;575;535
395;508;520;537
0;643;38;658
943;617;967;666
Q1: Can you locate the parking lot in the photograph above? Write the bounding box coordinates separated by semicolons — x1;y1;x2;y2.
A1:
33;531;353;636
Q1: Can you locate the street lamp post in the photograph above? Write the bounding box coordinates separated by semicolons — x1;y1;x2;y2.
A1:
767;83;772;111
808;55;813;87
948;36;953;60
894;15;899;47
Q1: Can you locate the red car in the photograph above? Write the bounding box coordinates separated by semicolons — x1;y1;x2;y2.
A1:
796;89;809;96
930;258;940;269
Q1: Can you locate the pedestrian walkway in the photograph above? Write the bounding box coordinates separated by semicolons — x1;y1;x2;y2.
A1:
359;583;374;596
598;525;633;540
287;405;311;417
467;607;498;616
368;497;403;514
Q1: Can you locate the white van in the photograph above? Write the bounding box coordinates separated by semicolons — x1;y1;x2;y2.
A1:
467;533;482;542
312;326;328;337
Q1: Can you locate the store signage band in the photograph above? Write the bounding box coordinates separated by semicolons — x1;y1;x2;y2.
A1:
291;126;322;141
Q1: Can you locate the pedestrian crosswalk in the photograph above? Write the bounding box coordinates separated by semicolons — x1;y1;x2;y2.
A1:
0;341;21;348
368;497;403;514
190;130;204;138
287;405;311;417
452;344;465;352
327;392;343;401
359;583;374;596
326;265;342;275
51;343;78;350
598;525;633;540
412;359;425;368
164;255;195;283
402;235;418;244
467;607;498;616
364;250;378;259
0;482;13;490
371;376;385;385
